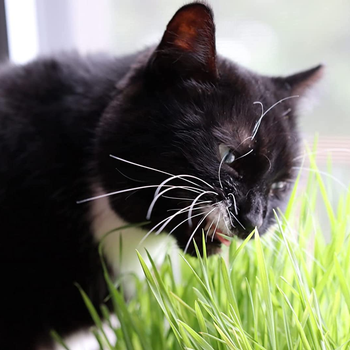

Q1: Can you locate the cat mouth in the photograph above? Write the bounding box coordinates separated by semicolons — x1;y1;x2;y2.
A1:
214;229;231;246
181;214;235;256
203;219;232;247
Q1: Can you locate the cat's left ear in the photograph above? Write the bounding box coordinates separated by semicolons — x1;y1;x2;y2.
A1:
148;3;217;83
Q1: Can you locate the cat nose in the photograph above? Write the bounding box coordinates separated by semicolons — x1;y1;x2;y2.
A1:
239;197;264;233
240;211;263;233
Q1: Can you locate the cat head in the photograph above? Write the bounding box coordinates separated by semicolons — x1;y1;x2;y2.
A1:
96;3;323;255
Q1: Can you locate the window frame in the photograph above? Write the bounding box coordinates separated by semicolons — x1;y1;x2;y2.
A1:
0;0;9;62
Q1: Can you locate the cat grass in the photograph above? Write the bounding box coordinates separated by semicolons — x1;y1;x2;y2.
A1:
54;156;350;350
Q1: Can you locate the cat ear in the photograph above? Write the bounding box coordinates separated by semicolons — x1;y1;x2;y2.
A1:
148;3;217;82
284;64;324;95
274;64;325;114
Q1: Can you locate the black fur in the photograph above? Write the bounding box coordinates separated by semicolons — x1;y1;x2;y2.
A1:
0;3;322;349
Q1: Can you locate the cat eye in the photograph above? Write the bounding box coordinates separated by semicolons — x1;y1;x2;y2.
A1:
219;144;235;164
271;181;288;192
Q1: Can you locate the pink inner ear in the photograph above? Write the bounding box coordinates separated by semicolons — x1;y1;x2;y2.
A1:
173;22;197;51
165;6;212;52
154;3;217;80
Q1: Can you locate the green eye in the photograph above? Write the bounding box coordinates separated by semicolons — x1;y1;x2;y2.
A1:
219;144;235;164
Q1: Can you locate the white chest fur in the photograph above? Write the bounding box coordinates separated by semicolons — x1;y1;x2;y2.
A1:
89;190;177;295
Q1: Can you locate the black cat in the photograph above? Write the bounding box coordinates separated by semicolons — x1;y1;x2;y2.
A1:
0;3;322;349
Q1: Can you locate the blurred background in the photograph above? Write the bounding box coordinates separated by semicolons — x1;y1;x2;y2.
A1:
0;0;349;197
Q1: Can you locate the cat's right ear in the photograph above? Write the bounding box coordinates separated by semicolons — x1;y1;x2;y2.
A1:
273;65;325;114
147;3;217;84
284;65;324;96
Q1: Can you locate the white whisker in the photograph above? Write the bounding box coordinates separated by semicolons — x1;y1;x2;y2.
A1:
222;211;231;234
77;184;177;204
251;95;299;139
110;154;173;177
205;217;216;242
184;208;216;254
146;187;214;220
168;212;206;236
154;202;209;235
282;108;292;116
262;154;272;173
188;191;217;227
237;136;255;148
162;195;197;201
226;207;235;228
167;203;210;212
154;174;214;199
229;211;246;230
138;203;205;247
109;154;213;191
228;193;238;215
235;149;253;161
114;166;145;183
211;214;221;242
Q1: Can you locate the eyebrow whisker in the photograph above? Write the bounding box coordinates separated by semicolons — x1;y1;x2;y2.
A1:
251;95;299;139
